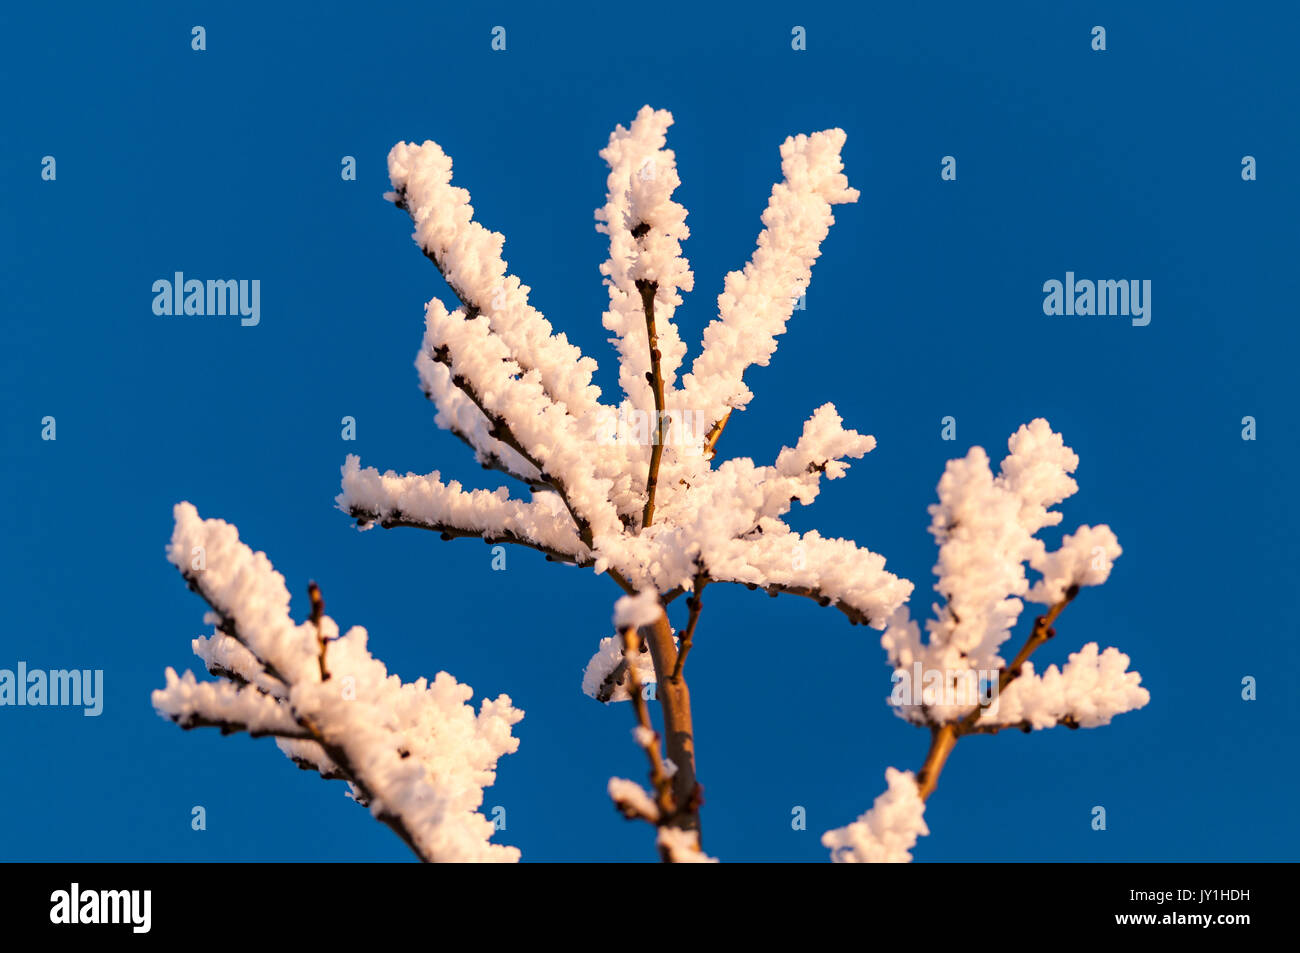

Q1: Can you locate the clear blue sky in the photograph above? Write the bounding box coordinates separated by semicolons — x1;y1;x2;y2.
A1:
3;1;1297;861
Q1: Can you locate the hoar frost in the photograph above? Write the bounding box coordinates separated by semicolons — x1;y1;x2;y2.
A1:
154;104;1149;864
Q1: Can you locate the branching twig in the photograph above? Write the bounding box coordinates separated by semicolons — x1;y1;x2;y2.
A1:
614;611;704;862
671;572;708;681
914;586;1080;802
428;344;597;550
178;570;431;862
619;626;675;824
642;610;701;836
419;383;547;491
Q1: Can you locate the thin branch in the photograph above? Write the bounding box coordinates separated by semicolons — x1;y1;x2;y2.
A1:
638;279;666;530
913;586;1080;802
703;409;731;459
178;569;431;862
713;576;875;627
619;628;675;821
641;610;702;836
671;572;708;681
963;714;1082;736
915;723;958;801
345;505;588;565
595;655;631;704
394;190;485;321
309;581;329;683
389;189;597;551
419;382;547;491
429;344;596;549
164;713;315;740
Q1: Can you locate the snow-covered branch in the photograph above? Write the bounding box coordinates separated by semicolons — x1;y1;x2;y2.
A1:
824;420;1149;862
681;128;861;440
824;768;929;863
153;503;523;863
355;107;919;862
145;105;1150;864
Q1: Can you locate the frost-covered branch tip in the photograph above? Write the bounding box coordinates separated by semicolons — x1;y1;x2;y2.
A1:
353;106;909;626
825;421;1149;862
338;107;913;861
153;503;522;863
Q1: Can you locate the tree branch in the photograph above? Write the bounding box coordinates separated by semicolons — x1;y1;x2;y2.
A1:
419;381;547;491
642;609;701;837
714;576;875;627
703;409;731;459
638;279;667;530
913;586;1080;802
671;573;707;681
344;505;589;565
178;570;431;862
619;626;676;824
163;713;316;740
309;581;329;683
429;344;596;549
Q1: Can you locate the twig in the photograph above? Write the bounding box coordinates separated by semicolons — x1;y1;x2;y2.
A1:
638;279;667;530
703;410;731;459
178;570;431;862
345;506;588;566
641;610;701;836
913;586;1080;802
308;581;329;682
671;572;708;681
429;344;597;549
696;574;876;627
619;626;675;820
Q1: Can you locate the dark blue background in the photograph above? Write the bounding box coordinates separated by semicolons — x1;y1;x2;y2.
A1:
2;2;1295;861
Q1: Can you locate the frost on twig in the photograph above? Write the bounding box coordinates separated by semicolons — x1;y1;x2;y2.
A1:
823;768;929;864
153;503;522;863
824;421;1149;862
157;100;1151;864
338;105;911;627
880;419;1147;730
327;106;916;861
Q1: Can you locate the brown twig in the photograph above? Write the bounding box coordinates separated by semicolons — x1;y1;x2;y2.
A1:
390;190;600;552
619;626;675;820
641;610;701;837
166;712;316;740
638;279;667;530
671;572;708;681
612;610;704;862
703;410;731;459
694;574;875;627
421;383;549;491
913;586;1080;802
308;581;329;682
178;570;431;862
429;344;597;550
345;506;587;565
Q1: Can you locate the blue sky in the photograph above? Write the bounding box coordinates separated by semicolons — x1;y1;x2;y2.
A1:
2;1;1297;861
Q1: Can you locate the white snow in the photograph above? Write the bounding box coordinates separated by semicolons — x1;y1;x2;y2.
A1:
823;768;929;863
155;503;523;863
